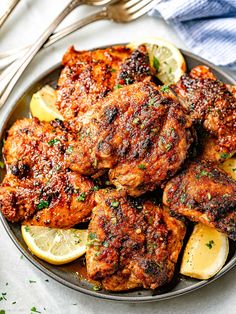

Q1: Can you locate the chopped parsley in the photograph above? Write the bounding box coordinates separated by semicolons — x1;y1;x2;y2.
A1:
138;164;146;170
111;201;119;208
48;139;60;146
88;233;97;241
114;84;123;91
0;292;7;301
165;143;173;151
93;284;102;291
109;68;116;73
0;161;4;169
133;118;140;125
207;192;212;200
233;168;236;172
125;77;132;85
180;194;186;204
205;240;214;249
160;85;170;93
37;200;49;210
24;226;30;232
220;153;229;159
153;56;160;72
77;192;86;202
66;146;73;154
103;241;109;248
31;307;41;313
92;186;99;191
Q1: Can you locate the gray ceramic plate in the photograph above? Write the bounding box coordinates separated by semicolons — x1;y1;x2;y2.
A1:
0;46;236;303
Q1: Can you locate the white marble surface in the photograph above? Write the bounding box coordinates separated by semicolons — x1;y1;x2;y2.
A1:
0;0;236;313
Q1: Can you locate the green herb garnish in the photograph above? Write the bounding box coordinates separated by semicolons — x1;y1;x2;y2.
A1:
0;161;4;169
66;146;73;154
165;143;172;151
138;164;146;170
24;226;30;232
37;200;49;210
31;307;41;313
114;84;123;91
220;153;229;159
133;118;140;125
180;194;186;204
77;192;86;202
205;240;214;249
207;192;212;200
93;285;102;291
111;201;119;208
153;56;160;72
160;85;170;93
48;139;60;146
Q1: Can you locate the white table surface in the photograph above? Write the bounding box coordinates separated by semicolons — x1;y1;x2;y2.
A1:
0;1;236;313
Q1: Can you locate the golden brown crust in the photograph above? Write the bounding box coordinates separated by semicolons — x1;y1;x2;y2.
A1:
86;189;186;291
0;118;95;227
66;81;193;196
173;66;236;161
163;160;236;239
56;45;153;119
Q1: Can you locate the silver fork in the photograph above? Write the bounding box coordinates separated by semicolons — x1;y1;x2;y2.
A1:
0;0;160;108
0;0;20;28
0;0;115;107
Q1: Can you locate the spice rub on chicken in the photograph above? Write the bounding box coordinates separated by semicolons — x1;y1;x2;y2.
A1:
86;189;186;291
0;118;95;227
163;160;236;240
56;45;153;119
172;66;236;161
66;81;193;196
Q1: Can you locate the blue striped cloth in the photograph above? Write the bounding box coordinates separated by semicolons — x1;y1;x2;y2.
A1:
150;0;236;69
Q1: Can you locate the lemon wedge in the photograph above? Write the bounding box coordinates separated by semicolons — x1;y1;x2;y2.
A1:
180;223;229;280
128;37;186;84
220;158;236;181
22;225;88;265
30;85;64;122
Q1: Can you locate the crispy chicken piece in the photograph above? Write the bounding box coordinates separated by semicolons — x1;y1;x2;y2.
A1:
163;160;236;240
56;45;153;119
0;118;95;227
172;65;236;161
66;82;193;196
86;189;186;291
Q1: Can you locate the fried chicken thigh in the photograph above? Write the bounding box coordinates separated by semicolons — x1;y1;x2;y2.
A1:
86;189;186;291
163;160;236;240
67;81;193;196
0;118;95;227
173;66;236;161
56;45;153;119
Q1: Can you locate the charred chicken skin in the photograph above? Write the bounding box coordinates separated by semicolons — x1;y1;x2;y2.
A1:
173;65;236;161
0;118;95;227
163;160;236;240
86;189;186;291
67;81;193;196
56;45;153;119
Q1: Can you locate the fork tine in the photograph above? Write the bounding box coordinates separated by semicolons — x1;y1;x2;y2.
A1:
126;0;156;15
127;0;160;20
122;0;142;10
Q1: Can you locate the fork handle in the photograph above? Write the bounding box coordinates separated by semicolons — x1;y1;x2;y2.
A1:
0;0;82;108
0;0;20;28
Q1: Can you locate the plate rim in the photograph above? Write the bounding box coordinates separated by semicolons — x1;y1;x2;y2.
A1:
0;45;235;303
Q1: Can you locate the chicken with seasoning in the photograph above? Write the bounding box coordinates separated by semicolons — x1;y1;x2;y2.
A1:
0;118;95;228
172;65;236;162
56;45;153;119
163;160;236;240
67;81;193;196
86;189;186;291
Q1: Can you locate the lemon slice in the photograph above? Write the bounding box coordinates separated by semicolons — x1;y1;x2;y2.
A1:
180;223;229;280
128;37;186;85
220;158;236;181
22;225;88;265
30;85;64;122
